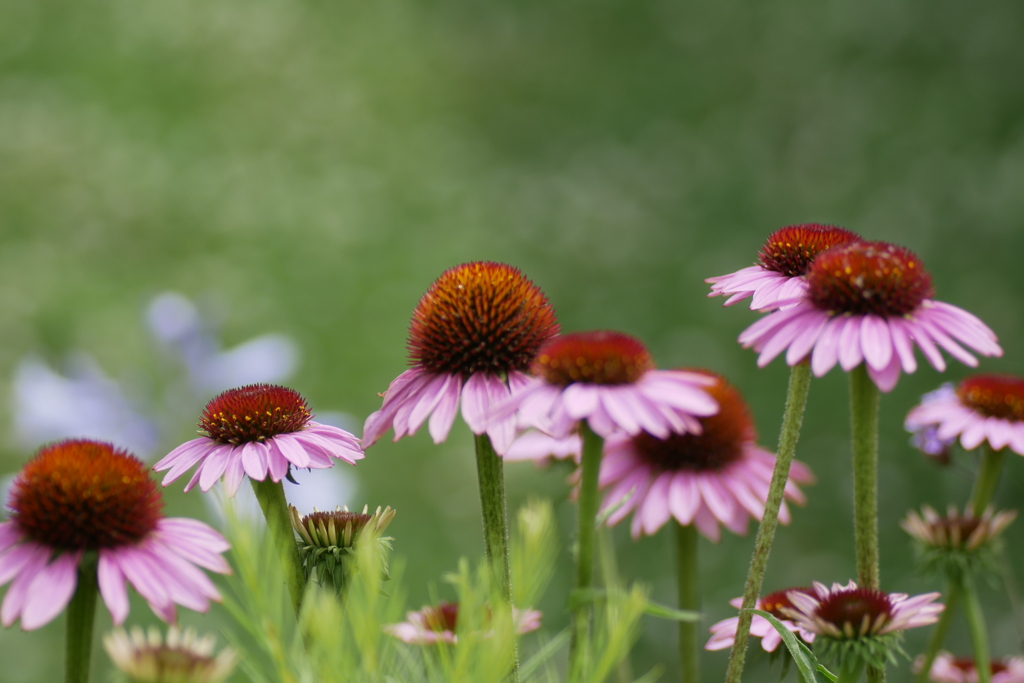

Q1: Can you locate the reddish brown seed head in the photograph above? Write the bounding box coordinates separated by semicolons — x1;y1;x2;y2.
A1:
423;602;459;632
532;331;654;386
958;374;1024;422
806;241;934;316
200;384;312;445
9;440;163;549
814;587;893;637
302;510;372;534
757;224;862;277
406;262;559;377
949;658;1008;675
631;372;754;472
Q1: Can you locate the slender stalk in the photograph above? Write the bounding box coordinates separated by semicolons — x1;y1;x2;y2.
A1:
569;423;605;680
251;478;306;616
597;525;633;683
849;366;880;588
473;433;519;681
724;362;811;683
676;523;700;683
66;552;99;683
913;581;961;683
837;658;866;683
961;575;992;683
969;447;1006;517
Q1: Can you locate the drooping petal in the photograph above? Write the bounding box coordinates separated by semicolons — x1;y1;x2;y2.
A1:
860;315;893;372
98;551;130;625
21;551;81;630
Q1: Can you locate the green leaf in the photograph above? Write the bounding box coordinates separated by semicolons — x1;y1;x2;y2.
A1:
750;609;833;683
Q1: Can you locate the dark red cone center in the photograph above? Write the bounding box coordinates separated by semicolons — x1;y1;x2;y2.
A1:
631;372;754;472
758;224;862;277
533;331;654;386
407;262;559;377
958;374;1024;422
9;440;163;549
806;241;934;317
761;587;815;619
815;588;893;636
200;384;311;445
424;601;459;632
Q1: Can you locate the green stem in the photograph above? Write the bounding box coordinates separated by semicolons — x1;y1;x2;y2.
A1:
473;434;519;682
677;523;700;683
961;575;992;683
251;478;306;616
66;553;99;683
837;658;866;683
597;525;633;683
969;447;1006;517
724;362;811;683
849;365;880;590
569;423;605;681
913;580;961;683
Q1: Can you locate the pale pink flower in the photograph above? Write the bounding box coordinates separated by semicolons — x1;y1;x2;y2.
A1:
783;581;943;640
706;224;861;310
705;588;817;653
739;241;1001;392
1;440;230;630
919;652;1024;683
906;375;1024;455
502;431;581;464
490;331;718;440
154;384;363;496
385;601;542;645
597;371;813;541
363;262;559;455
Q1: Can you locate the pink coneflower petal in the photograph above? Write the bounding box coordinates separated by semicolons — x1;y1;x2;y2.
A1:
20;551;80;630
907;376;1024;457
98;553;130;625
1;544;50;627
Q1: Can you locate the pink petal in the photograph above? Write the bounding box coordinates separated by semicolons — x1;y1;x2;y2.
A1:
785;312;829;365
153;437;213;473
561;383;600;421
866;353;902;393
739;306;810;347
693;504;721;542
1;544;50;627
905;320;947;372
160;440;218;486
837;316;865;371
640;475;673;536
887;318;918;373
428;378;462;443
98;551;130;625
240;442;269;481
756;312;819;367
669;472;701;526
460;372;493;434
0;542;40;586
266;443;290;482
21;551;81;630
198;446;234;491
407;373;454;435
599;388;642;435
273;434;311;468
860;315;893;372
810;315;846;377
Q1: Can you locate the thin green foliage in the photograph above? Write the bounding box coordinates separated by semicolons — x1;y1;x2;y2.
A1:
752;609;835;683
219;498;650;683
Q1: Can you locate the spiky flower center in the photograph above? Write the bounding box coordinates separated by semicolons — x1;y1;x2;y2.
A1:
806;241;934;317
815;588;893;638
533;331;654;386
406;262;559;377
200;384;311;445
9;440;163;549
423;602;459;632
958;374;1024;422
758;224;862;277
761;587;815;619
303;511;372;535
631;373;753;472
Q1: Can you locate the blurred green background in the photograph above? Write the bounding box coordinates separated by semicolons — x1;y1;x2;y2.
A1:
1;0;1024;679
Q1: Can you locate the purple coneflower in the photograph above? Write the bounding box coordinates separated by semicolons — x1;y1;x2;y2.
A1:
705;587;817;653
385;601;542;645
597;371;813;541
919;652;1024;683
906;375;1024;455
782;581;943;669
0;440;229;629
363;262;559;455
490;331;718;439
706;224;862;310
154;384;363;496
739;241;1002;392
